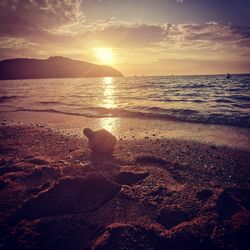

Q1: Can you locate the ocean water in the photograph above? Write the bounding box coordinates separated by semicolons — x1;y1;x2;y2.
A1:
0;75;250;128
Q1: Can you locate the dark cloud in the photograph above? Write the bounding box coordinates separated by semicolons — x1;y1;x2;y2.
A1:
232;26;250;39
164;22;250;50
0;0;84;37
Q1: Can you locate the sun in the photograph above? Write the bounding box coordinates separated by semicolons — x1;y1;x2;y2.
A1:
95;47;114;65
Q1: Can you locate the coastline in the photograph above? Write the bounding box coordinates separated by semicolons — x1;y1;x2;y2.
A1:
0;112;250;249
0;110;249;151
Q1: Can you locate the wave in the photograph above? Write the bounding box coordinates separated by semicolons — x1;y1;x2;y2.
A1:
233;103;250;109
11;106;250;128
0;95;18;102
180;84;208;89
215;99;234;103
229;95;250;102
39;101;62;105
1;75;250;128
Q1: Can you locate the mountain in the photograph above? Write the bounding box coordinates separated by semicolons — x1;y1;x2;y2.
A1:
0;56;123;79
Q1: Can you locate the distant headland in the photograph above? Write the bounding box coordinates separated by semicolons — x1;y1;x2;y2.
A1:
0;56;123;80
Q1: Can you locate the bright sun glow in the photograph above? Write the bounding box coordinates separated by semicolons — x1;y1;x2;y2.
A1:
95;47;114;64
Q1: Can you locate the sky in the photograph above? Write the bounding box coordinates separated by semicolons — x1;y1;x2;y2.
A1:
0;0;250;76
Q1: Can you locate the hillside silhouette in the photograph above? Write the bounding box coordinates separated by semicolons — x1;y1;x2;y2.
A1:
0;56;123;79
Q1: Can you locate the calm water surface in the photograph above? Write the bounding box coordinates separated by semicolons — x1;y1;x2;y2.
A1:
0;75;250;127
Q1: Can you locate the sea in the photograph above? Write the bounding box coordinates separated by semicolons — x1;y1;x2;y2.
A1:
0;74;250;128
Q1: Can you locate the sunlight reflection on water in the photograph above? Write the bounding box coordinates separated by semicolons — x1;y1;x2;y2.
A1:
102;77;116;109
99;77;119;134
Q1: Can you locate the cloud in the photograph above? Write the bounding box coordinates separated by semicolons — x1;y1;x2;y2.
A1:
0;0;249;51
158;22;250;53
176;22;239;42
0;0;85;37
82;19;166;48
80;20;250;54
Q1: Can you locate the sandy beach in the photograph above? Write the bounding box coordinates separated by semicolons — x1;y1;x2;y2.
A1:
0;112;249;249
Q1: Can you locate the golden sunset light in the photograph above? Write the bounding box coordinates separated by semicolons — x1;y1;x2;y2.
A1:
0;0;249;75
95;47;114;65
0;1;250;249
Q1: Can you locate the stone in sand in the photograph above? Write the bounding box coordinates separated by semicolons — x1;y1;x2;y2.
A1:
83;128;117;153
13;174;120;221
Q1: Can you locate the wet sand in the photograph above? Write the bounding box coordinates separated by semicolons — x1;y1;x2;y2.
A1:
0;112;250;249
1;110;250;150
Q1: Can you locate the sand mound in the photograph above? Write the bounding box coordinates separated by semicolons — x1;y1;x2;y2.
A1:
211;211;250;250
199;189;245;220
93;223;168;250
216;190;245;221
116;170;149;185
14;174;120;221
167;215;217;250
4;215;101;250
156;205;191;229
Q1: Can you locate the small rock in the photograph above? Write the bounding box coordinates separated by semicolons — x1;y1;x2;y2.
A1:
83;128;117;153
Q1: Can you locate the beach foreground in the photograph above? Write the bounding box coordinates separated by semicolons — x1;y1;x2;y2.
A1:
0;118;250;249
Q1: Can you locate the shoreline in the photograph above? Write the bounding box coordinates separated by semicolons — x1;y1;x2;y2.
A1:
0;110;249;151
1;105;249;129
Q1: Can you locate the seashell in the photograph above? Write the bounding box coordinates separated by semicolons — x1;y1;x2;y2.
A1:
83;128;117;153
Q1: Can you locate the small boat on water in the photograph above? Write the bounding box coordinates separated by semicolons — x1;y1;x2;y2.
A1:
226;73;231;79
